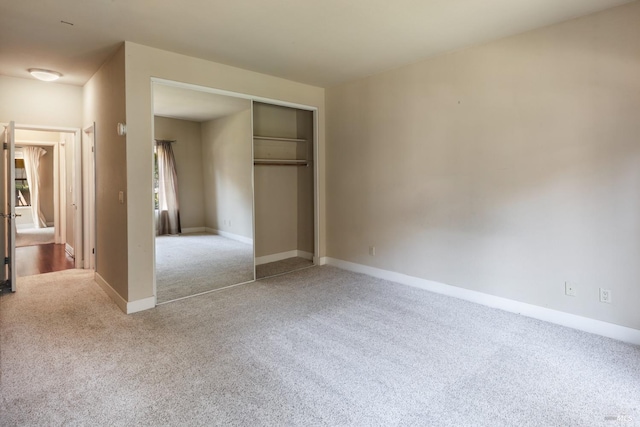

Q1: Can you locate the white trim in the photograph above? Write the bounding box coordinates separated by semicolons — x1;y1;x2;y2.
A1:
255;250;312;265
65;243;74;257
83;124;96;270
324;258;640;346
181;227;206;234
250;101;257;281
318;256;329;266
95;272;156;314
205;227;253;245
127;296;156;314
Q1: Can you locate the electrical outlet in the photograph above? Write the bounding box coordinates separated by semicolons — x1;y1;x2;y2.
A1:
565;282;576;297
599;288;612;304
369;246;376;256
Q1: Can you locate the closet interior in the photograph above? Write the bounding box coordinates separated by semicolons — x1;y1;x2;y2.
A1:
253;102;315;278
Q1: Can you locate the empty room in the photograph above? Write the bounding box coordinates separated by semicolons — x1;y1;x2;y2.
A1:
1;1;639;426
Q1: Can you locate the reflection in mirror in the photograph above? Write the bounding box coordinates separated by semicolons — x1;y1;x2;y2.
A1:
253;102;315;279
153;82;254;303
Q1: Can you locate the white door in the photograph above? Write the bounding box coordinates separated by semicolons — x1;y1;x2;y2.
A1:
2;122;17;291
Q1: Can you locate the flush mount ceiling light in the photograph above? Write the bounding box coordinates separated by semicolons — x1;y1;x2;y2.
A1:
28;68;62;82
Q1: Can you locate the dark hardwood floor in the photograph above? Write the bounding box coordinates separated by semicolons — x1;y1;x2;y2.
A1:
16;244;75;277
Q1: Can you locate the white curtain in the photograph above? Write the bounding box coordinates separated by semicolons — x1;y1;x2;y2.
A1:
22;146;47;228
156;140;181;235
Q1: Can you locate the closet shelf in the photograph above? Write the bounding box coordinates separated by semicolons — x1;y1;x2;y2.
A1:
253;136;306;143
254;159;308;166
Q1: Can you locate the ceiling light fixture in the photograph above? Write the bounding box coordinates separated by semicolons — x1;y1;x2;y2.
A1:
28;68;62;82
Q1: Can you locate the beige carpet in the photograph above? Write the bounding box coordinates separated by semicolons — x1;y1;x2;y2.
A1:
1;267;639;426
156;233;254;303
15;227;55;247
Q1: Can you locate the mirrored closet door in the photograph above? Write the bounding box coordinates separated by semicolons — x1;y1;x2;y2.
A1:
253;102;316;279
153;82;255;303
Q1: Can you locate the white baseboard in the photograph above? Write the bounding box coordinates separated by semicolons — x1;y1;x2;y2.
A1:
65;243;74;257
94;272;156;314
256;250;314;265
324;257;640;346
181;227;206;234
206;228;253;245
127;296;156;314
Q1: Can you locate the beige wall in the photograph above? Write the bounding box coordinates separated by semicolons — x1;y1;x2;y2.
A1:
83;45;128;299
0;75;83;127
124;42;325;302
201;109;253;239
326;2;640;330
154;116;205;229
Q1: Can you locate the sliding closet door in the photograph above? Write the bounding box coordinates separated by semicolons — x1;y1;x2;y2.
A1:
253;102;315;279
153;82;255;304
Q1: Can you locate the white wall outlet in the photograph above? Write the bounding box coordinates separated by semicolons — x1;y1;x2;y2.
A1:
565;282;576;297
369;246;376;256
118;191;124;204
599;288;612;304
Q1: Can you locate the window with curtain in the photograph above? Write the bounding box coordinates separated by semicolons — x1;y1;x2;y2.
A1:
155;139;181;235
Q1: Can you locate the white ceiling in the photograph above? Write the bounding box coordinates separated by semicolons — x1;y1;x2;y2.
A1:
0;0;634;88
153;83;251;122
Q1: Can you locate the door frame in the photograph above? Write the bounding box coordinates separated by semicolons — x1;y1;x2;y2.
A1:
4;123;84;269
82;124;96;270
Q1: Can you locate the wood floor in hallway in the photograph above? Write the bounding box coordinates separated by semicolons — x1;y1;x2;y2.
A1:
16;243;75;277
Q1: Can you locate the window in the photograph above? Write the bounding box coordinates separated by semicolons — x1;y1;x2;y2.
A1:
15;157;30;206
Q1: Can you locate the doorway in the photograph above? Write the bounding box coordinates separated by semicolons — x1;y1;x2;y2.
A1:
2;124;84;281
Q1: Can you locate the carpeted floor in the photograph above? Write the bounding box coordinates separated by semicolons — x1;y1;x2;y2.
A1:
15;227;55;247
1;267;639;426
256;256;314;279
155;233;254;303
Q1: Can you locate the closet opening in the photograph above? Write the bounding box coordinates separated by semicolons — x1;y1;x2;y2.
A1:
253;102;316;279
150;78;320;305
